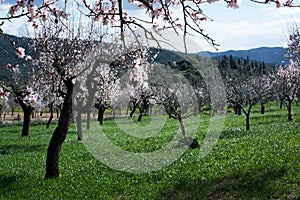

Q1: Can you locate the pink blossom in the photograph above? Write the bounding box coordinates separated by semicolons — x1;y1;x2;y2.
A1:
8;5;19;16
15;47;25;58
43;0;52;6
275;0;281;7
25;55;33;61
227;0;240;9
26;86;33;94
12;64;19;73
17;0;25;7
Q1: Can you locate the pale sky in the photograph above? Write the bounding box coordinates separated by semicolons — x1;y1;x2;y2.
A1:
1;0;300;52
200;0;300;52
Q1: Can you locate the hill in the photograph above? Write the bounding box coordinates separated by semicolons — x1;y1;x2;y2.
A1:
0;34;33;81
199;47;287;65
0;34;287;83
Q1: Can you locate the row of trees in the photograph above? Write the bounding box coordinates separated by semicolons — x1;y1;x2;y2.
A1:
2;45;300;132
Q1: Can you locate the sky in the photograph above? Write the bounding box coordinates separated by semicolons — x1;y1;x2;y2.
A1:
200;0;300;52
1;0;300;52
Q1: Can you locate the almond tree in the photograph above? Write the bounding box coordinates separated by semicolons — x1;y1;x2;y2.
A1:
274;65;300;121
31;16;108;178
34;14;148;178
274;27;300;121
0;92;20;120
0;42;44;136
111;47;154;122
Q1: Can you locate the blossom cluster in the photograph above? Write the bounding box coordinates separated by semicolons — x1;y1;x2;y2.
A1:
23;86;43;108
7;0;66;29
0;87;9;100
15;47;32;60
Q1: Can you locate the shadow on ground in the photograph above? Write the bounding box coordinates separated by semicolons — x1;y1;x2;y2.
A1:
157;167;288;199
0;144;46;155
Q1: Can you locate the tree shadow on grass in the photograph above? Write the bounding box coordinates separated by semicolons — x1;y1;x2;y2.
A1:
157;167;288;200
219;129;254;140
250;113;287;124
0;175;22;194
0;144;46;155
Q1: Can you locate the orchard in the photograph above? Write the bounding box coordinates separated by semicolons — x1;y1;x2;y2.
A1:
0;0;300;199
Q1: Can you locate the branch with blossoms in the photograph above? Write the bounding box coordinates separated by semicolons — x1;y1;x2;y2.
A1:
1;0;300;52
0;85;9;99
0;0;66;30
286;27;300;65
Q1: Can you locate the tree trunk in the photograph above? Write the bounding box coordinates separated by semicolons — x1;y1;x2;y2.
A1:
179;116;186;138
260;103;265;114
137;113;143;122
234;104;241;115
237;105;242;116
22;106;34;136
129;105;136;119
76;113;82;141
245;113;250;131
287;100;292;121
137;107;144;122
45;80;73;179
242;105;252;131
17;98;34;137
280;99;283;109
56;108;60;119
98;108;105;125
126;106;129;116
46;105;54;129
86;111;91;130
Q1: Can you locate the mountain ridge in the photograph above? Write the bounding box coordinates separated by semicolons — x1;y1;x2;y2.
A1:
198;46;287;65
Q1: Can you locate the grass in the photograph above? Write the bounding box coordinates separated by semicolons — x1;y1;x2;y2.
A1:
0;103;300;199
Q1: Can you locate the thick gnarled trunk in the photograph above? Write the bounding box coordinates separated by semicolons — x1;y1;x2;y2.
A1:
45;80;73;179
17;98;34;137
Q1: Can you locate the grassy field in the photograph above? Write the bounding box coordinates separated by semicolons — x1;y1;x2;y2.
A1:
0;103;300;199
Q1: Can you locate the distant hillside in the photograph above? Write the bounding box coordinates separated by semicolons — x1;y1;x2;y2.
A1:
0;34;287;83
0;34;33;81
198;47;288;65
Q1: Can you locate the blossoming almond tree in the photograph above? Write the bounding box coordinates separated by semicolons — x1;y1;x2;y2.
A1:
274;64;300;121
0;40;44;136
95;71;121;125
119;49;156;122
31;16;107;178
33;12;150;178
273;27;300;121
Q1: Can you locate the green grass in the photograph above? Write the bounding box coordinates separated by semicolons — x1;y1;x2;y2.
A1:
0;103;300;199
